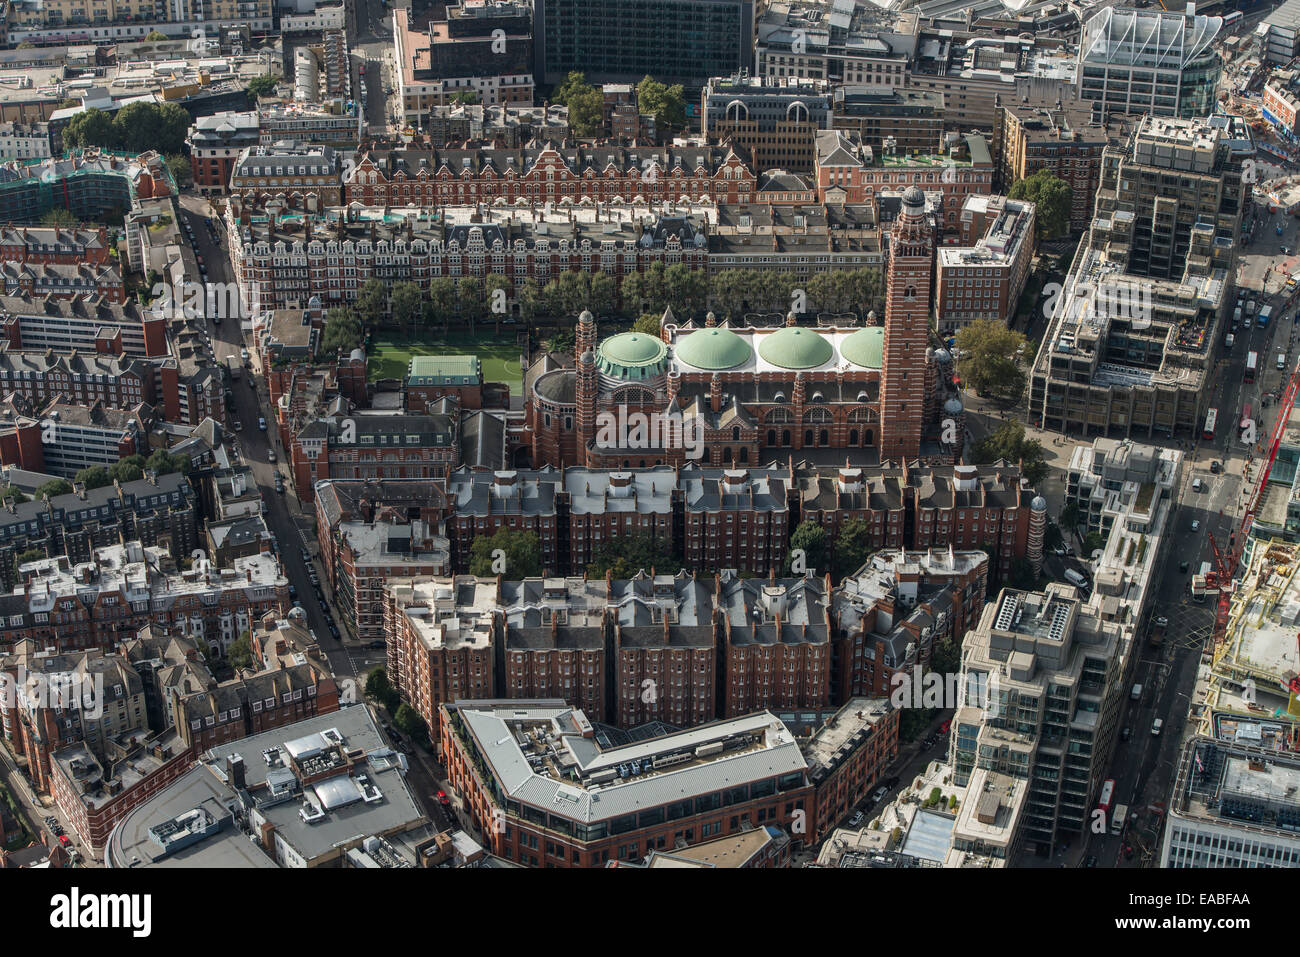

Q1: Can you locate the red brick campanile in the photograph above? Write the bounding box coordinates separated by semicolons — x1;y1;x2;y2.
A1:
879;186;933;462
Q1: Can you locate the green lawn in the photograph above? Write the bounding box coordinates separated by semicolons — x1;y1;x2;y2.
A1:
368;332;525;392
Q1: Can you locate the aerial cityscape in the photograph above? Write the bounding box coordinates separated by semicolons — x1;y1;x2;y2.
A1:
0;0;1288;902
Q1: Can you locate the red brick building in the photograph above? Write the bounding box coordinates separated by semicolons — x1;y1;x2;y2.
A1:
879;186;931;462
343;144;756;209
0;226;112;266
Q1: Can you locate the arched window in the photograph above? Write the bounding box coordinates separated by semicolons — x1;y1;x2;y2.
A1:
767;429;777;446
805;430;814;446
732;427;741;442
819;429;829;446
782;429;791;446
739;446;749;463
849;429;858;445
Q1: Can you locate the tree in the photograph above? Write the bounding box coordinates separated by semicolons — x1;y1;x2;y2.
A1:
323;306;362;354
354;278;388;327
457;276;484;334
1084;531;1106;556
40;208;76;227
1009;169;1072;240
553;72;603;136
516;277;541;327
365;667;401;713
109;455;145;484
228;631;254;671
427;276;458;334
1059;502;1081;534
786;521;828;576
632;312;661;336
36;479;73;499
74;466;112;490
246;74;279;101
588;530;676;579
144;29;167;41
110;101;189;155
589;271;617;317
468;528;543;578
146;448;192;476
635;75;686;128
930;633;961;677
390;281;422;336
62;109;115;151
165;154;191;187
393;702;429;747
971;420;1049;485
954;318;1028;406
664;263;706;318
832;517;873;580
450;90;479;104
546;328;575;355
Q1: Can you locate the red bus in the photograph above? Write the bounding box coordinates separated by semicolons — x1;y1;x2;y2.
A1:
1098;779;1115;814
1246;351;1258;382
1241;403;1253;433
1203;408;1218;440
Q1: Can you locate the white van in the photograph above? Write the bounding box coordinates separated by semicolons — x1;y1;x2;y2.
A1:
1064;569;1089;589
1225;333;1235;349
1233;306;1243;326
1280;353;1288;370
1151;718;1164;736
1131;683;1143;701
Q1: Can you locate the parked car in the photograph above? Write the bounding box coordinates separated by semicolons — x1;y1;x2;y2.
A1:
58;835;70;846
267;449;276;463
848;811;864;827
1191;520;1201;532
258;417;267;430
939;719;951;734
870;785;889;803
1121;726;1132;741
436;789;451;807
1152;718;1164;736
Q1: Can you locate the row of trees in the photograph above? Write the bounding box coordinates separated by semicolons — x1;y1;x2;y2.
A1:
317;264;887;349
552;72;687;137
63;102;192;157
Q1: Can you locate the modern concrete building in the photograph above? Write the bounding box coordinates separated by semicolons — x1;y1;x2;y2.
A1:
754;1;912;88
1075;7;1223;120
1028;115;1247;438
1064;437;1184;537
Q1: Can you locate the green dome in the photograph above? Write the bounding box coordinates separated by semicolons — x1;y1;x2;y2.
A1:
758;326;833;370
840;327;885;369
596;332;668;380
674;327;752;370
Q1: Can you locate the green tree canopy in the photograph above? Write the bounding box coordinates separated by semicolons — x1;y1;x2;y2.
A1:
0;486;28;504
323;306;362;354
365;667;401;712
954;318;1028;406
40;208;76;227
390;281;422;334
632;312;661;336
246;74;279;100
74;466;112;490
145;29;167;41
832;517;874;581
146;448;192;476
393;702;429;746
971;420;1049;485
62;109;115;151
354;278;389;326
165;154;191;187
37;479;73;499
228;632;254;671
587;530;675;579
787;521;828;576
553;72;603;136
635;75;686;128
468;528;543;578
109;456;146;484
1009;169;1072;240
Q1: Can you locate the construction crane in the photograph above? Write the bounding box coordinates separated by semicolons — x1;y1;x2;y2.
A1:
1209;362;1300;649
